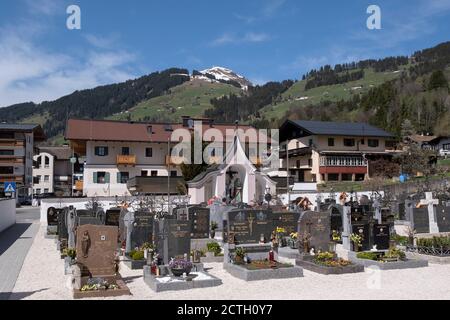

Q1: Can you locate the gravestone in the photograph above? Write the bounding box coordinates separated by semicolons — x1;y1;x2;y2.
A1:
123;211;135;253
47;207;59;227
224;209;272;245
57;208;69;251
272;211;301;235
178;206;210;239
329;205;343;234
373;224;390;250
118;208;129;244
130;211;154;249
297;210;331;252
373;198;382;224
66;206;77;249
436;205;450;233
105;208;121;227
75;225;118;277
419;192;439;234
154;219;192;265
412;207;430;233
352;224;371;251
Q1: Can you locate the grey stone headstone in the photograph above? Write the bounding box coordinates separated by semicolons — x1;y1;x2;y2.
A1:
105;208;121;226
224;209;272;245
437;206;450;233
154;219;191;265
130;211;154;249
297;210;331;252
412;207;430;233
66;207;76;249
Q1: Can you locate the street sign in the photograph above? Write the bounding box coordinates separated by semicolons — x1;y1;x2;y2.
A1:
4;182;16;193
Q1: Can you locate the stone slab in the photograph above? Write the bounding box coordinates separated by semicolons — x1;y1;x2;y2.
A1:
143;266;222;292
223;262;303;281
406;251;450;264
295;259;364;275
348;252;429;270
123;258;147;270
277;247;301;260
73;276;131;299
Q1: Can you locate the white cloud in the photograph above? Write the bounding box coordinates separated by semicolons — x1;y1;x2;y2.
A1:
0;29;137;107
24;0;62;16
234;0;286;24
211;32;271;46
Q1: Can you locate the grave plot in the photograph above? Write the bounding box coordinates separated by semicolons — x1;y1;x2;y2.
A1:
405;235;450;264
348;247;428;270
72;225;131;299
223;209;303;281
294;210;364;275
143;218;223;292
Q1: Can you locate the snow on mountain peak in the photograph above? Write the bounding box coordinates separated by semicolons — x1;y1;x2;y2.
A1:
198;66;253;89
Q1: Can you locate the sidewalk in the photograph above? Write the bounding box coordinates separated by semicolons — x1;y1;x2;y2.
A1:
0;207;40;300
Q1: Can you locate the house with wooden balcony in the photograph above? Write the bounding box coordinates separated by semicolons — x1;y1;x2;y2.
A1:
0;123;45;197
65;117;261;197
279;120;397;183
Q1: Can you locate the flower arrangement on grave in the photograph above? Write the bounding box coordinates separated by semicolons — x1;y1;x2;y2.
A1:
63;248;76;259
288;232;299;249
210;221;218;239
206;242;222;256
80;278;119;292
275;227;287;247
299;233;311;254
332;230;342;242
383;248;406;262
234;247;246;264
169;258;193;277
313;252;352;267
350;233;363;252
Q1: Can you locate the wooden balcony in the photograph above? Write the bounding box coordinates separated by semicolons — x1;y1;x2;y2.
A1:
116;155;136;166
0;157;23;164
75;180;83;191
0;140;24;147
0;176;23;183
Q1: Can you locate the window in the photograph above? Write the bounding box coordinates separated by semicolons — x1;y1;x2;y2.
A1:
0;132;14;139
145;148;153;157
94;146;109;156
308;159;313;167
360;139;365;145
0;150;14;156
44;188;49;193
328;138;335;147
44;156;50;168
0;166;13;174
443;143;450;150
296;160;301;168
117;172;129;184
309;139;313;147
171;171;177;177
368;139;379;148
341;173;353;181
121;147;130;155
328;173;339;181
35;189;41;195
344;139;355;147
151;171;158;177
141;170;148;177
93;172;110;184
44;175;50;182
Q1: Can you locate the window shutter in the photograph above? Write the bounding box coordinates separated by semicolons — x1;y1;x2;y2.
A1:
117;172;121;184
93;172;98;183
105;173;110;183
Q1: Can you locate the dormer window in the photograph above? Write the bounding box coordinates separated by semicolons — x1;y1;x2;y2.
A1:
147;126;153;135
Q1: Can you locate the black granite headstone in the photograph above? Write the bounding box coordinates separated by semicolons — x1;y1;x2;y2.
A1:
373;224;390;250
412;207;430;233
154;219;191;264
188;207;210;239
105;208;121;227
130;211;154;249
272;211;300;234
224;209;272;245
437;206;450;233
330;205;343;234
352;224;370;251
47;207;59;226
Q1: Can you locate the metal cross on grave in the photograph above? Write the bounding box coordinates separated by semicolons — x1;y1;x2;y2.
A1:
123;211;135;253
156;220;170;265
419;192;440;234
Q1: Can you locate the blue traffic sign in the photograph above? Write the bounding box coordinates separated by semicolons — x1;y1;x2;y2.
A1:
4;182;16;193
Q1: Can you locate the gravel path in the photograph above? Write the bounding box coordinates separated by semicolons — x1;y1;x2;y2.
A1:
11;225;450;300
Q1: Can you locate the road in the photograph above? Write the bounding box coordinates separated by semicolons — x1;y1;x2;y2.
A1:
0;206;40;300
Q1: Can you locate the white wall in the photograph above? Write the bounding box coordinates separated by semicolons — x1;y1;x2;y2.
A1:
0;199;16;233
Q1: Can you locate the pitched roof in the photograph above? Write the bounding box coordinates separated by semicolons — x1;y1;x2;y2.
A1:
65;118;258;143
288;120;394;138
0;123;46;140
38;146;72;160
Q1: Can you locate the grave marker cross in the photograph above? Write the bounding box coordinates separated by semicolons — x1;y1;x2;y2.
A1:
123;211;135;253
419;192;440;234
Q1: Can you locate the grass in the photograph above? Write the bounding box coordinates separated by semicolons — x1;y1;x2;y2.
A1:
108;79;241;122
261;68;405;120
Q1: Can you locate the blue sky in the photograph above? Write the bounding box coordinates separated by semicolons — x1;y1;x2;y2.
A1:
1;0;450;106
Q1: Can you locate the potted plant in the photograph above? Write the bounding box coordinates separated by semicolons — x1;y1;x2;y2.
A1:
234;247;246;264
169;258;193;277
206;242;221;258
289;232;298;249
350;233;363;252
332;230;342;243
210;221;218;239
276;227;287;247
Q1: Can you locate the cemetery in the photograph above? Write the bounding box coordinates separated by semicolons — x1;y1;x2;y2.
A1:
5;181;450;299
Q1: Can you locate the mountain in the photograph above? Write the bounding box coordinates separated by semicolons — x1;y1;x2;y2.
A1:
195;66;253;89
0;41;449;143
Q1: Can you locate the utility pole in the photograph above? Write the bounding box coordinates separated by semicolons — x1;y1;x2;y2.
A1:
167;138;171;215
286;141;290;207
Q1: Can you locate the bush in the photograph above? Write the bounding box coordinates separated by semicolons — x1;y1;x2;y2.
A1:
130;250;145;261
417;236;450;248
391;234;409;246
207;242;222;256
385;248;406;260
356;252;378;261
